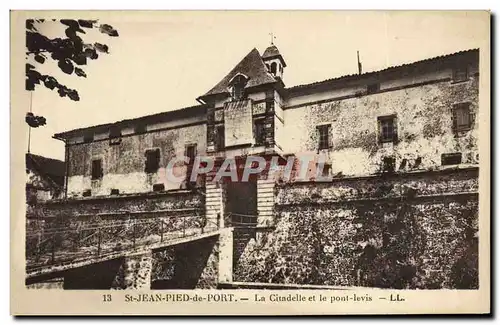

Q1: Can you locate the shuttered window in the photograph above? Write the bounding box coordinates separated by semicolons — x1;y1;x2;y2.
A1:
378;115;398;143
452;103;473;132
91;159;103;180
317;124;331;150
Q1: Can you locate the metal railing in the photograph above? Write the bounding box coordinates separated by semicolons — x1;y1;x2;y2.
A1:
26;211;219;271
227;212;258;227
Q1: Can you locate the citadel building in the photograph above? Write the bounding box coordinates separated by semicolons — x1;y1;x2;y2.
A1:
36;44;479;289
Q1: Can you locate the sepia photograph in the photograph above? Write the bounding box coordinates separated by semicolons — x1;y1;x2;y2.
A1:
10;10;491;315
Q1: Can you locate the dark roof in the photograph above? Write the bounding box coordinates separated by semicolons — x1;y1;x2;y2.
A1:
262;44;280;59
54;104;207;139
199;48;277;98
26;153;65;188
262;44;287;67
286;48;479;95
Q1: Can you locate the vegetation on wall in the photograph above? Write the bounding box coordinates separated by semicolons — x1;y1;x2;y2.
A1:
235;193;478;289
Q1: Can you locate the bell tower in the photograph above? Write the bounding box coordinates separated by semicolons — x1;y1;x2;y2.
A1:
262;38;286;80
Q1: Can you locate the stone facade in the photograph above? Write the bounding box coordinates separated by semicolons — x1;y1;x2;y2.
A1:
47;46;480;289
234;168;478;289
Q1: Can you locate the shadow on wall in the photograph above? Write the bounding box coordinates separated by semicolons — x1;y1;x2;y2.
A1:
151;236;219;289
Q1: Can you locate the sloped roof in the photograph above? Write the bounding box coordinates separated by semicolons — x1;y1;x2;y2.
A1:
26;153;65;187
262;44;281;59
262;44;286;67
200;48;277;98
286;48;479;95
53;104;207;139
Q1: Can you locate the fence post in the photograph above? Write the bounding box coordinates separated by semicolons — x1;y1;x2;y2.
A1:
183;215;186;237
97;229;101;257
160;219;164;242
51;235;55;264
133;219;136;249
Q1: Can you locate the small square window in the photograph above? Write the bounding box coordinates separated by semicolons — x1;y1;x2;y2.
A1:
378;115;398;143
317;124;331;150
91;159;103;180
367;83;380;94
453;66;469;82
254;119;266;145
442;153;462;166
134;123;146;134
145;149;160;173
83;133;94;143
153;183;165;192
452;103;472;132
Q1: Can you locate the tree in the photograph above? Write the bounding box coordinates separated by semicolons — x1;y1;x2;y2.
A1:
26;19;119;103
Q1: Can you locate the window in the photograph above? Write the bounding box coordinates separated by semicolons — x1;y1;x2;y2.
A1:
453;65;469;82
134;123;146;134
145;149;160;173
378;115;398;143
109;127;122;145
271;62;277;75
110;188;119;195
382;156;395;173
452;103;472;132
442;153;462;166
83;133;94;143
185;144;197;164
216;125;225;151
367;83;380;94
254;119;266;145
230;75;247;101
153;183;165;192
317;124;331;150
265;89;275;112
318;163;331;177
91;159;103;180
82;189;91;197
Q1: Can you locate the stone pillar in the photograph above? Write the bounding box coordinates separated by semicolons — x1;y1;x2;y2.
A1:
205;181;222;232
112;252;153;290
257;177;275;227
218;228;234;284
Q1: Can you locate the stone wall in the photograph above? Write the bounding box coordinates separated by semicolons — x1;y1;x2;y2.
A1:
66;123;206;197
281;75;479;177
234;168;479;289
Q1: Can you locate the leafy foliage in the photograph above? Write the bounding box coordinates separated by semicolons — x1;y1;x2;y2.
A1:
25;19;119;101
25;112;46;128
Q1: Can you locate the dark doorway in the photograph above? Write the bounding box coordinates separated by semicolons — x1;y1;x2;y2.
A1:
224;178;258;227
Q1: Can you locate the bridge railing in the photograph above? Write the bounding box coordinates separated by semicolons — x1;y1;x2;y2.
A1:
26;210;219;271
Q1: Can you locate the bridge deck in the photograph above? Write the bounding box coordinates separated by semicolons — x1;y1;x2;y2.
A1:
26;229;222;279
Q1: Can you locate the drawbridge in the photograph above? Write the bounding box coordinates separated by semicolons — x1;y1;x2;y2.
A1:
25;212;223;280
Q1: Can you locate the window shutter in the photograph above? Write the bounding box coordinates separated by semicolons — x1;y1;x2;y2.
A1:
327;124;332;149
451;108;458;133
392;117;398;143
469;109;475;128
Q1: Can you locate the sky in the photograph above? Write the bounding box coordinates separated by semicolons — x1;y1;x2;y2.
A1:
23;11;488;161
